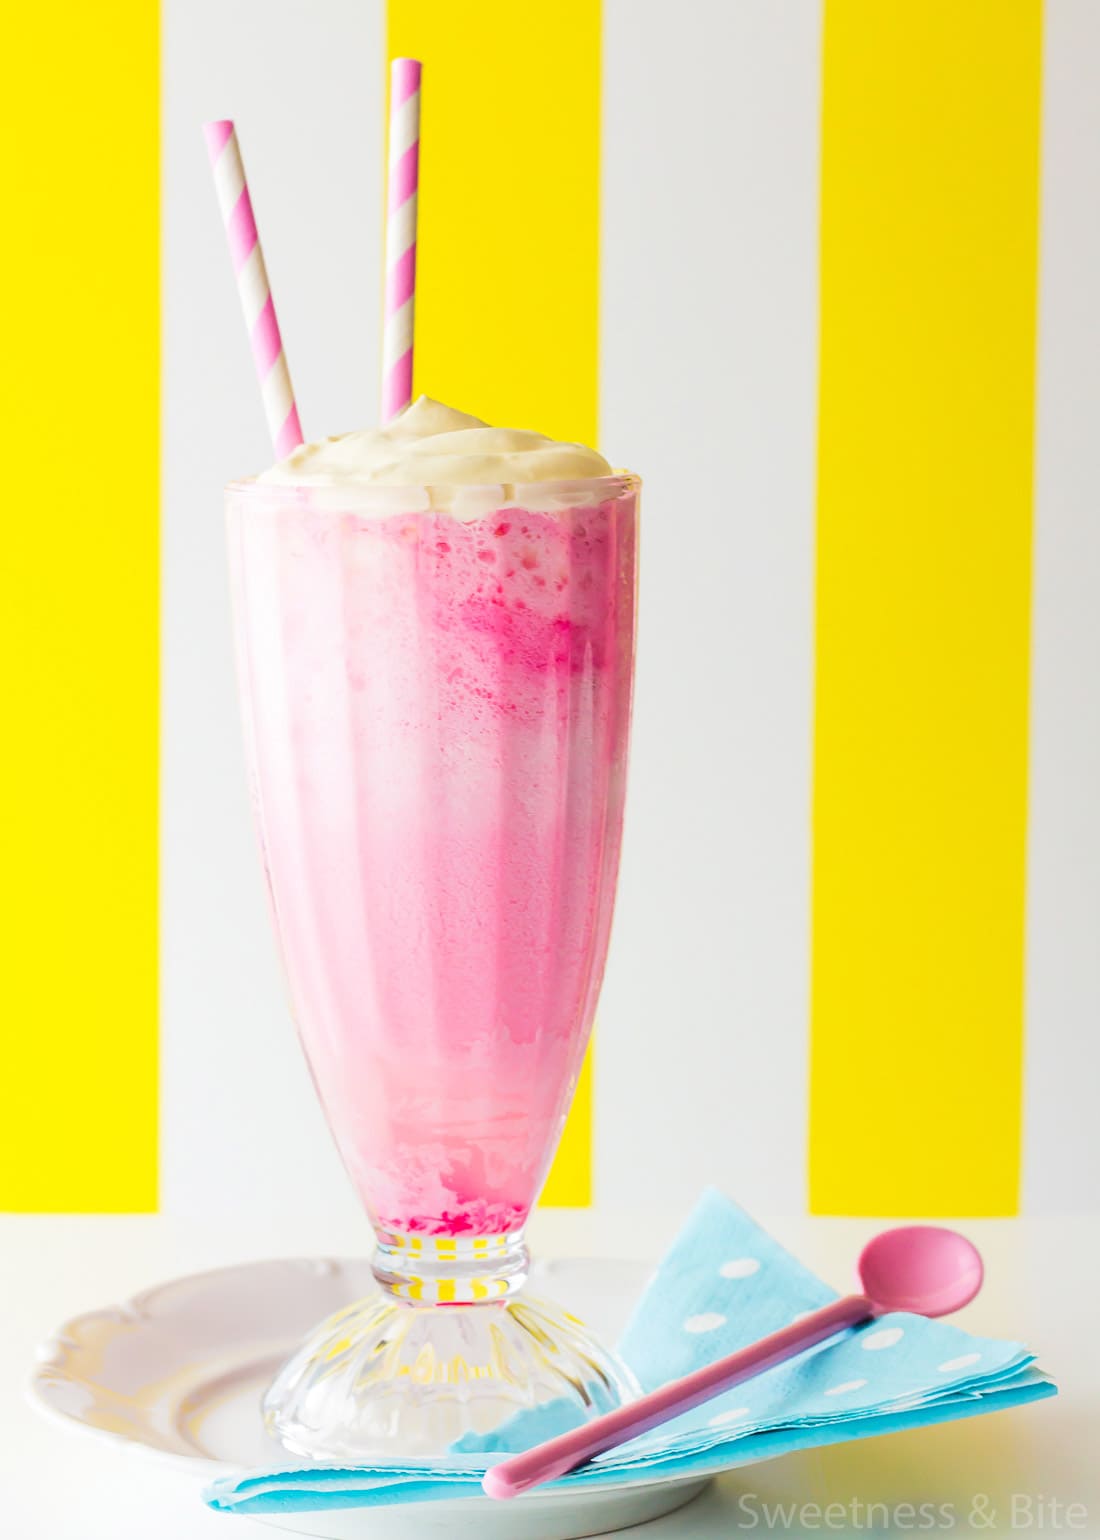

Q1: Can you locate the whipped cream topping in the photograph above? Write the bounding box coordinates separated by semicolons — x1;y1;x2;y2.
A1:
259;397;612;489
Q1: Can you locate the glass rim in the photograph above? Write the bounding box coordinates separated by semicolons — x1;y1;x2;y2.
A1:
225;470;641;505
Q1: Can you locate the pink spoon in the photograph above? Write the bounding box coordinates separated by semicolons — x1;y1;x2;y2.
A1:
482;1224;983;1501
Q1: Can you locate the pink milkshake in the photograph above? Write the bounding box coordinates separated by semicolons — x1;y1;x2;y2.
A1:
228;399;640;1457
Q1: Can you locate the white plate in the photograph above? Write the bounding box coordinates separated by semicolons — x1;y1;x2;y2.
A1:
29;1253;708;1540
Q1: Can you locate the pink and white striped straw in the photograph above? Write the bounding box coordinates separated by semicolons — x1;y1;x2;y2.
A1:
382;58;422;422
203;120;303;458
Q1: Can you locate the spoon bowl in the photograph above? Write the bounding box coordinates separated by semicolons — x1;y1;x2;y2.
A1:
858;1225;984;1318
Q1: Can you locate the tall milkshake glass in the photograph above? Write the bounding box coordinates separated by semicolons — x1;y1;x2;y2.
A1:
228;470;640;1459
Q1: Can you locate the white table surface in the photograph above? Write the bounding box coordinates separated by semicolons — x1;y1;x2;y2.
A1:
2;1210;1095;1538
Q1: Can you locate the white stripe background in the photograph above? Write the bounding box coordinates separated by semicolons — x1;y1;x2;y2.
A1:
1023;0;1100;1213
162;0;1099;1223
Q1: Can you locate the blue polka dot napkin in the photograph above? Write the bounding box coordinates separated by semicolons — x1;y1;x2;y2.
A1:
204;1190;1055;1516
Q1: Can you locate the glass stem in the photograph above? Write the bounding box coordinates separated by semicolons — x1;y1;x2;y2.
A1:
372;1228;530;1304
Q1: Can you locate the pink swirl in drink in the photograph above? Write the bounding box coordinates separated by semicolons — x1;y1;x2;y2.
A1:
229;400;637;1240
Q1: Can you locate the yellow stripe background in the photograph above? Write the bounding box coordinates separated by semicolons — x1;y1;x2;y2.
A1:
2;6;159;1207
810;1;1041;1215
386;0;602;1206
2;1;1049;1218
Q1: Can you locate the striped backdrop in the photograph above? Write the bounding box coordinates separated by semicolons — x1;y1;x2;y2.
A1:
3;0;1097;1219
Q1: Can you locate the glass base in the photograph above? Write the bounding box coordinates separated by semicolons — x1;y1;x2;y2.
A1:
263;1289;641;1463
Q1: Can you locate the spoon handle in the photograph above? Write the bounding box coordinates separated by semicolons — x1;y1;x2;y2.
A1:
482;1293;875;1500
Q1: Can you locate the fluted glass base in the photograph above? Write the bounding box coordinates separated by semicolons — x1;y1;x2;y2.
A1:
263;1233;639;1462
